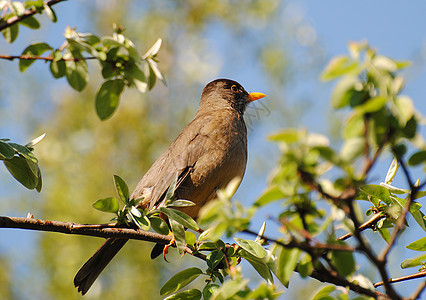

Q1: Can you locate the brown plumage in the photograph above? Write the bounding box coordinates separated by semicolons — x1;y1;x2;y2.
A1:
74;79;266;295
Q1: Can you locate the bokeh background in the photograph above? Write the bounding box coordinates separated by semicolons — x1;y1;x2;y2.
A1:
1;1;425;299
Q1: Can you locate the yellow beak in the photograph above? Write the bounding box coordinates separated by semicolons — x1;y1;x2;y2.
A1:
248;92;267;102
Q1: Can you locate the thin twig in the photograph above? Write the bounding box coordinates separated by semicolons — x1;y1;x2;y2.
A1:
379;159;419;261
0;54;97;62
0;0;67;31
242;229;354;252
338;212;385;241
374;270;426;287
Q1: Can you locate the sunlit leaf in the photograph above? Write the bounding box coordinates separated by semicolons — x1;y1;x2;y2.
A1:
234;237;266;259
150;216;169;235
401;253;426;269
95;79;125;120
331;76;359;109
4;156;40;190
408;150;426;166
92;197;119;213
65;51;89;91
385;158;399;184
321;56;359;81
169;218;186;256
311;285;336;300
394;96;414;126
206;250;224;269
160;267;203;295
164;289;202;300
0;141;15;159
20;16;40;29
113;174;129;203
254;186;286;207
19;43;52;72
406;237;426;251
160;207;199;231
276;248;300;287
2;24;19;43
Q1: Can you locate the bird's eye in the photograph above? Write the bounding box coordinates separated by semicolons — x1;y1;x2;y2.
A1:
231;85;239;93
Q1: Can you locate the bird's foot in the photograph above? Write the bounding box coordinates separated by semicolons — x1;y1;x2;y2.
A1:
163;233;175;262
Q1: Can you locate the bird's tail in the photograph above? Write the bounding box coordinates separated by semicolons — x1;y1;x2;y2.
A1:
74;238;128;295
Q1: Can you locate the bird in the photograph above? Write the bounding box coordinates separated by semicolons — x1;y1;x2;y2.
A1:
74;78;266;295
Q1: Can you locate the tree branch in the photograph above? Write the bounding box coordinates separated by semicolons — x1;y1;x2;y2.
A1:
0;216;172;244
338;212;385;241
0;0;66;31
0;54;97;62
374;270;426;287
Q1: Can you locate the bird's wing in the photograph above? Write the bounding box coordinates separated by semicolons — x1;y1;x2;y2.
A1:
130;115;213;210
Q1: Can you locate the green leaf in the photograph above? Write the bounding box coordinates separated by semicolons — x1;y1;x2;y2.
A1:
20;16;40;29
268;128;300;143
147;58;166;85
95;79;125;120
321;56;359;81
312;285;336;300
355;96;387;114
127;64;148;93
169;218;186;256
331;76;359;109
92;197;119;213
276;248;300;287
385;158;399;184
160;207;199;231
185;231;196;246
359;184;392;205
340;137;364;162
202;284;220;300
8;143;37;163
160;267;203;296
254;186;286;207
143;38;162;59
240;249;274;284
165;172;179;201
401;253;426;269
113;174;129;203
43;4;57;22
213;279;249;299
394;96;414;126
297;253;313;277
132;214;151;231
2;24;19;43
344;113;364;139
150;216;170;235
234;237;266;259
408;150;426;166
65;52;89;91
0;141;15;159
409;208;426;232
4;156;40;190
406;237;426;251
170;200;196;207
206;250;225;269
50;59;66;78
19;42;52;72
330;245;355;276
25;133;46;148
164;289;202;300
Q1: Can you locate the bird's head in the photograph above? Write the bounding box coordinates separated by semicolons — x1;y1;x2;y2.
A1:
200;79;266;115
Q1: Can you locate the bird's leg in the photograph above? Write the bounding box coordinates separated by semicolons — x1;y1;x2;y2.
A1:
163;231;175;262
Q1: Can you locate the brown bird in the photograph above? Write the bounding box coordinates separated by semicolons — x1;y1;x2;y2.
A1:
74;78;266;295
